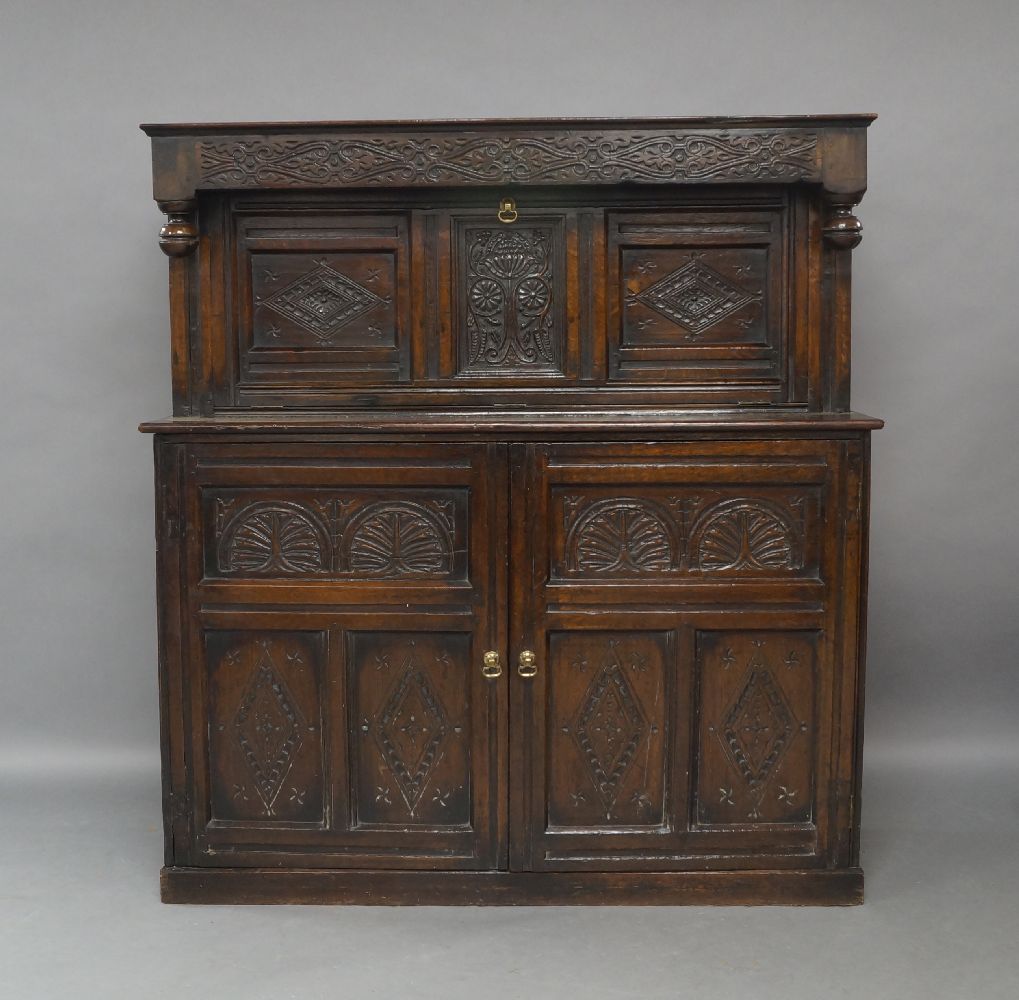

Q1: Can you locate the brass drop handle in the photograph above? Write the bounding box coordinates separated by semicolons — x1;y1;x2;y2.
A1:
517;649;538;678
497;196;518;223
482;650;502;679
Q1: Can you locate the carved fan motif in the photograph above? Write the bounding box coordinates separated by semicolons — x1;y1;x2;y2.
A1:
347;502;452;577
220;502;329;574
570;500;674;573
695;500;796;571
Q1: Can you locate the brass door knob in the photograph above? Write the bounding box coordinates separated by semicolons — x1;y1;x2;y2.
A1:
482;650;502;679
517;649;538;678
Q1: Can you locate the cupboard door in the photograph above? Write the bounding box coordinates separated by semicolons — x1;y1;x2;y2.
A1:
161;441;507;869
509;441;860;872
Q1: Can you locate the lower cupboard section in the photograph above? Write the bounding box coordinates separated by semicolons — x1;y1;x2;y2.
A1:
173;619;834;874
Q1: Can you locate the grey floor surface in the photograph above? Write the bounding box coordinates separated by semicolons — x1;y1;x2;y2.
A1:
1;751;1017;999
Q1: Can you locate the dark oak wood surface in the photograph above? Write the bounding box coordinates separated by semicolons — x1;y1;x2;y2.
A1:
143;116;877;905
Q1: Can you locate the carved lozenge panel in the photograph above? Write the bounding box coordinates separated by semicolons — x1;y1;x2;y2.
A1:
347;633;472;829
455;220;565;377
546;632;673;829
624;248;768;346
694;630;817;827
205;630;325;825
251;252;396;349
205;489;466;582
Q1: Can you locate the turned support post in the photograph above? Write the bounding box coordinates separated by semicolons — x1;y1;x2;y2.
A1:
157;199;199;257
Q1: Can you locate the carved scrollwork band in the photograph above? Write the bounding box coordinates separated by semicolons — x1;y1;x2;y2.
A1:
197;130;821;189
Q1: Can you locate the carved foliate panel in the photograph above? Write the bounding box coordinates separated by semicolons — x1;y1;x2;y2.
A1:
455;220;565;376
348;633;472;828
204;489;466;582
205;631;325;825
556;489;816;580
694;631;817;826
546;632;672;829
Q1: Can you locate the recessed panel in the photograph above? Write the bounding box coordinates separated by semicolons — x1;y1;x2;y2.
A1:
233;209;411;387
546;631;674;831
205;630;326;826
694;630;818;827
607;209;788;388
203;488;468;583
348;632;473;829
454;216;567;378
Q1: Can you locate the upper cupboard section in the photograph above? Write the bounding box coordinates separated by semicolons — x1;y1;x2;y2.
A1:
188;188;822;410
145;117;870;414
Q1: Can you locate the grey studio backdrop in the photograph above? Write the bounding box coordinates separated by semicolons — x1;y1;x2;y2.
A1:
1;2;1017;998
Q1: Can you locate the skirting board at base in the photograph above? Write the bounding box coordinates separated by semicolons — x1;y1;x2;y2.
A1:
161;867;864;906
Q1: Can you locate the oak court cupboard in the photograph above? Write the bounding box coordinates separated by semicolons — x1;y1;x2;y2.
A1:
141;115;880;905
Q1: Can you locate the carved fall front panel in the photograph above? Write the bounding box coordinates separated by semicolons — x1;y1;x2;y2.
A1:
205;631;325;825
348;633;472;829
546;632;672;829
456;221;565;376
694;631;817;826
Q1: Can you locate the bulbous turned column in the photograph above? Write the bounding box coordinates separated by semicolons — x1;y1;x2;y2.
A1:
823;199;863;249
157;199;198;257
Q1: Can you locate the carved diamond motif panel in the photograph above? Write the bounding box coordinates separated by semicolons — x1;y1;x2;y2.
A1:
695;631;817;826
205;631;324;828
573;647;648;817
374;661;450;810
548;632;671;830
719;668;796;789
233;645;308;811
457;222;564;376
350;633;472;828
261;258;383;341
635;257;755;335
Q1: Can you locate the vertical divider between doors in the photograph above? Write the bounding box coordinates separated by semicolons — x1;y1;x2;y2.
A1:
507;442;532;871
486;442;511;870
